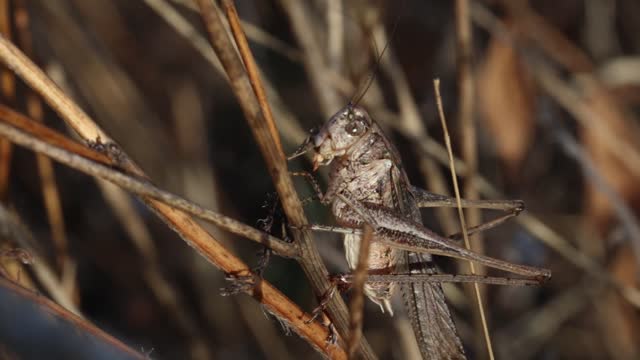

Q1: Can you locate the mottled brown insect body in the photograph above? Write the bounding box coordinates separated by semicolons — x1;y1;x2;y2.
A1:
328;130;405;314
312;104;466;359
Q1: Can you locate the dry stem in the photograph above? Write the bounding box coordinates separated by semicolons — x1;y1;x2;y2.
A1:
347;224;373;358
0;29;341;357
197;1;374;357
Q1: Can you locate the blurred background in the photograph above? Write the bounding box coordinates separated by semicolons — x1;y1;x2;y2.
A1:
1;0;639;359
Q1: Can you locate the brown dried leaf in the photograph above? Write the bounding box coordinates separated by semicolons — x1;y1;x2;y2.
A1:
478;34;536;180
581;82;640;233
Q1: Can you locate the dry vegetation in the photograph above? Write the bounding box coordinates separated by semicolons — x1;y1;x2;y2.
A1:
0;0;639;359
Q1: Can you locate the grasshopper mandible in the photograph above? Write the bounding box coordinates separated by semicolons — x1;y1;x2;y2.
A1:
292;103;551;359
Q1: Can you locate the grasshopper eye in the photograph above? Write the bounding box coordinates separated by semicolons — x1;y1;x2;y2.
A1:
345;119;365;136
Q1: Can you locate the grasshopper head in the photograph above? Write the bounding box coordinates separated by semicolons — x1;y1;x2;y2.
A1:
312;104;372;170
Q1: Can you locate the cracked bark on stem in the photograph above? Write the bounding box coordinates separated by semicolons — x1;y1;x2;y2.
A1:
0;32;343;358
195;1;374;357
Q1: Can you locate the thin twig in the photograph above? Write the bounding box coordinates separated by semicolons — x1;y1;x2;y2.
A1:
15;0;73;287
199;1;373;358
434;79;495;360
142;0;310;147
0;34;110;142
455;1;488;355
347;224;373;358
378;104;640;308
0;106;297;258
0;30;340;353
220;0;282;153
206;7;306;356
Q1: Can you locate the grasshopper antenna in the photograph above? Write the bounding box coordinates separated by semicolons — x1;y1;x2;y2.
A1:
289;2;405;161
349;2;405;107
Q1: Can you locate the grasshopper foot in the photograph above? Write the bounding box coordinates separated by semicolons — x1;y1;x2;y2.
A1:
305;284;338;324
325;323;338;346
221;273;259;297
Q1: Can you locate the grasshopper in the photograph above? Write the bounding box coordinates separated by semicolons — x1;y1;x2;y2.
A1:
291;103;550;359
